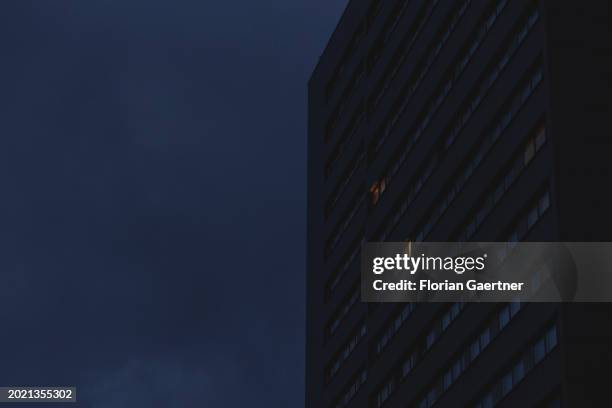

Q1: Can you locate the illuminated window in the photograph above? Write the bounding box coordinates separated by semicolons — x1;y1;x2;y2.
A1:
370;178;387;205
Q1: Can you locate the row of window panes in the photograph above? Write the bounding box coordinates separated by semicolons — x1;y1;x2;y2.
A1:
506;188;551;243
375;303;417;354
326;235;364;301
369;177;387;206
374;303;465;407
369;0;440;110
333;0;532;184
407;62;543;243
326;63;365;143
415;302;522;408
372;0;474;154
376;374;396;408
325;13;367;101
368;0;414;71
327;284;360;339
325;0;383;105
404;303;465;377
327;144;365;217
474;325;558;408
326;192;366;258
333;367;368;408
373;155;439;240
443;5;540;150
327;321;367;381
381;0;511;153
457;124;546;241
370;0;518;224
325;107;365;179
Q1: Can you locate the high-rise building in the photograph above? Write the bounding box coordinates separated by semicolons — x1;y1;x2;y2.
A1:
307;1;612;407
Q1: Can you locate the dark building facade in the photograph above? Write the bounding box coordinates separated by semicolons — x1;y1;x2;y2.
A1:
307;1;612;407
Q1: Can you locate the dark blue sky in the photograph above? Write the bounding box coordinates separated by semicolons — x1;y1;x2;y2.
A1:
0;1;345;406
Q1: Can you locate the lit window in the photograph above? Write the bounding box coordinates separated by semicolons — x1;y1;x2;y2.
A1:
370;179;387;205
370;183;380;205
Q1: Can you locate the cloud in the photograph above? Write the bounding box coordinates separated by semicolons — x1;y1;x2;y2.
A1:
0;0;347;406
85;357;214;408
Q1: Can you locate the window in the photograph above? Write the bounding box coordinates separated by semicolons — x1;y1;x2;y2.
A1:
326;191;365;258
527;206;538;228
325;106;365;180
326;284;360;339
442;313;451;330
539;192;550;213
414;303;524;407
326;146;365;217
376;377;395;407
334;368;367;408
471;339;481;360
513;359;525;383
327;321;367;380
482;393;493;408
524;139;535;163
505;188;551;243
534;337;546;363
370;178;387;205
374;304;465;406
375;303;416;354
510;301;520;316
499;305;510;328
480;327;491;348
535;126;546;149
426;330;437;349
326;235;363;300
402;352;417;377
444;371;452;389
501;372;512;396
546;326;558;350
474;324;559;408
455;119;548;241
370;0;475;154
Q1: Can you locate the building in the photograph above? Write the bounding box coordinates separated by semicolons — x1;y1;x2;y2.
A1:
307;1;612;407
